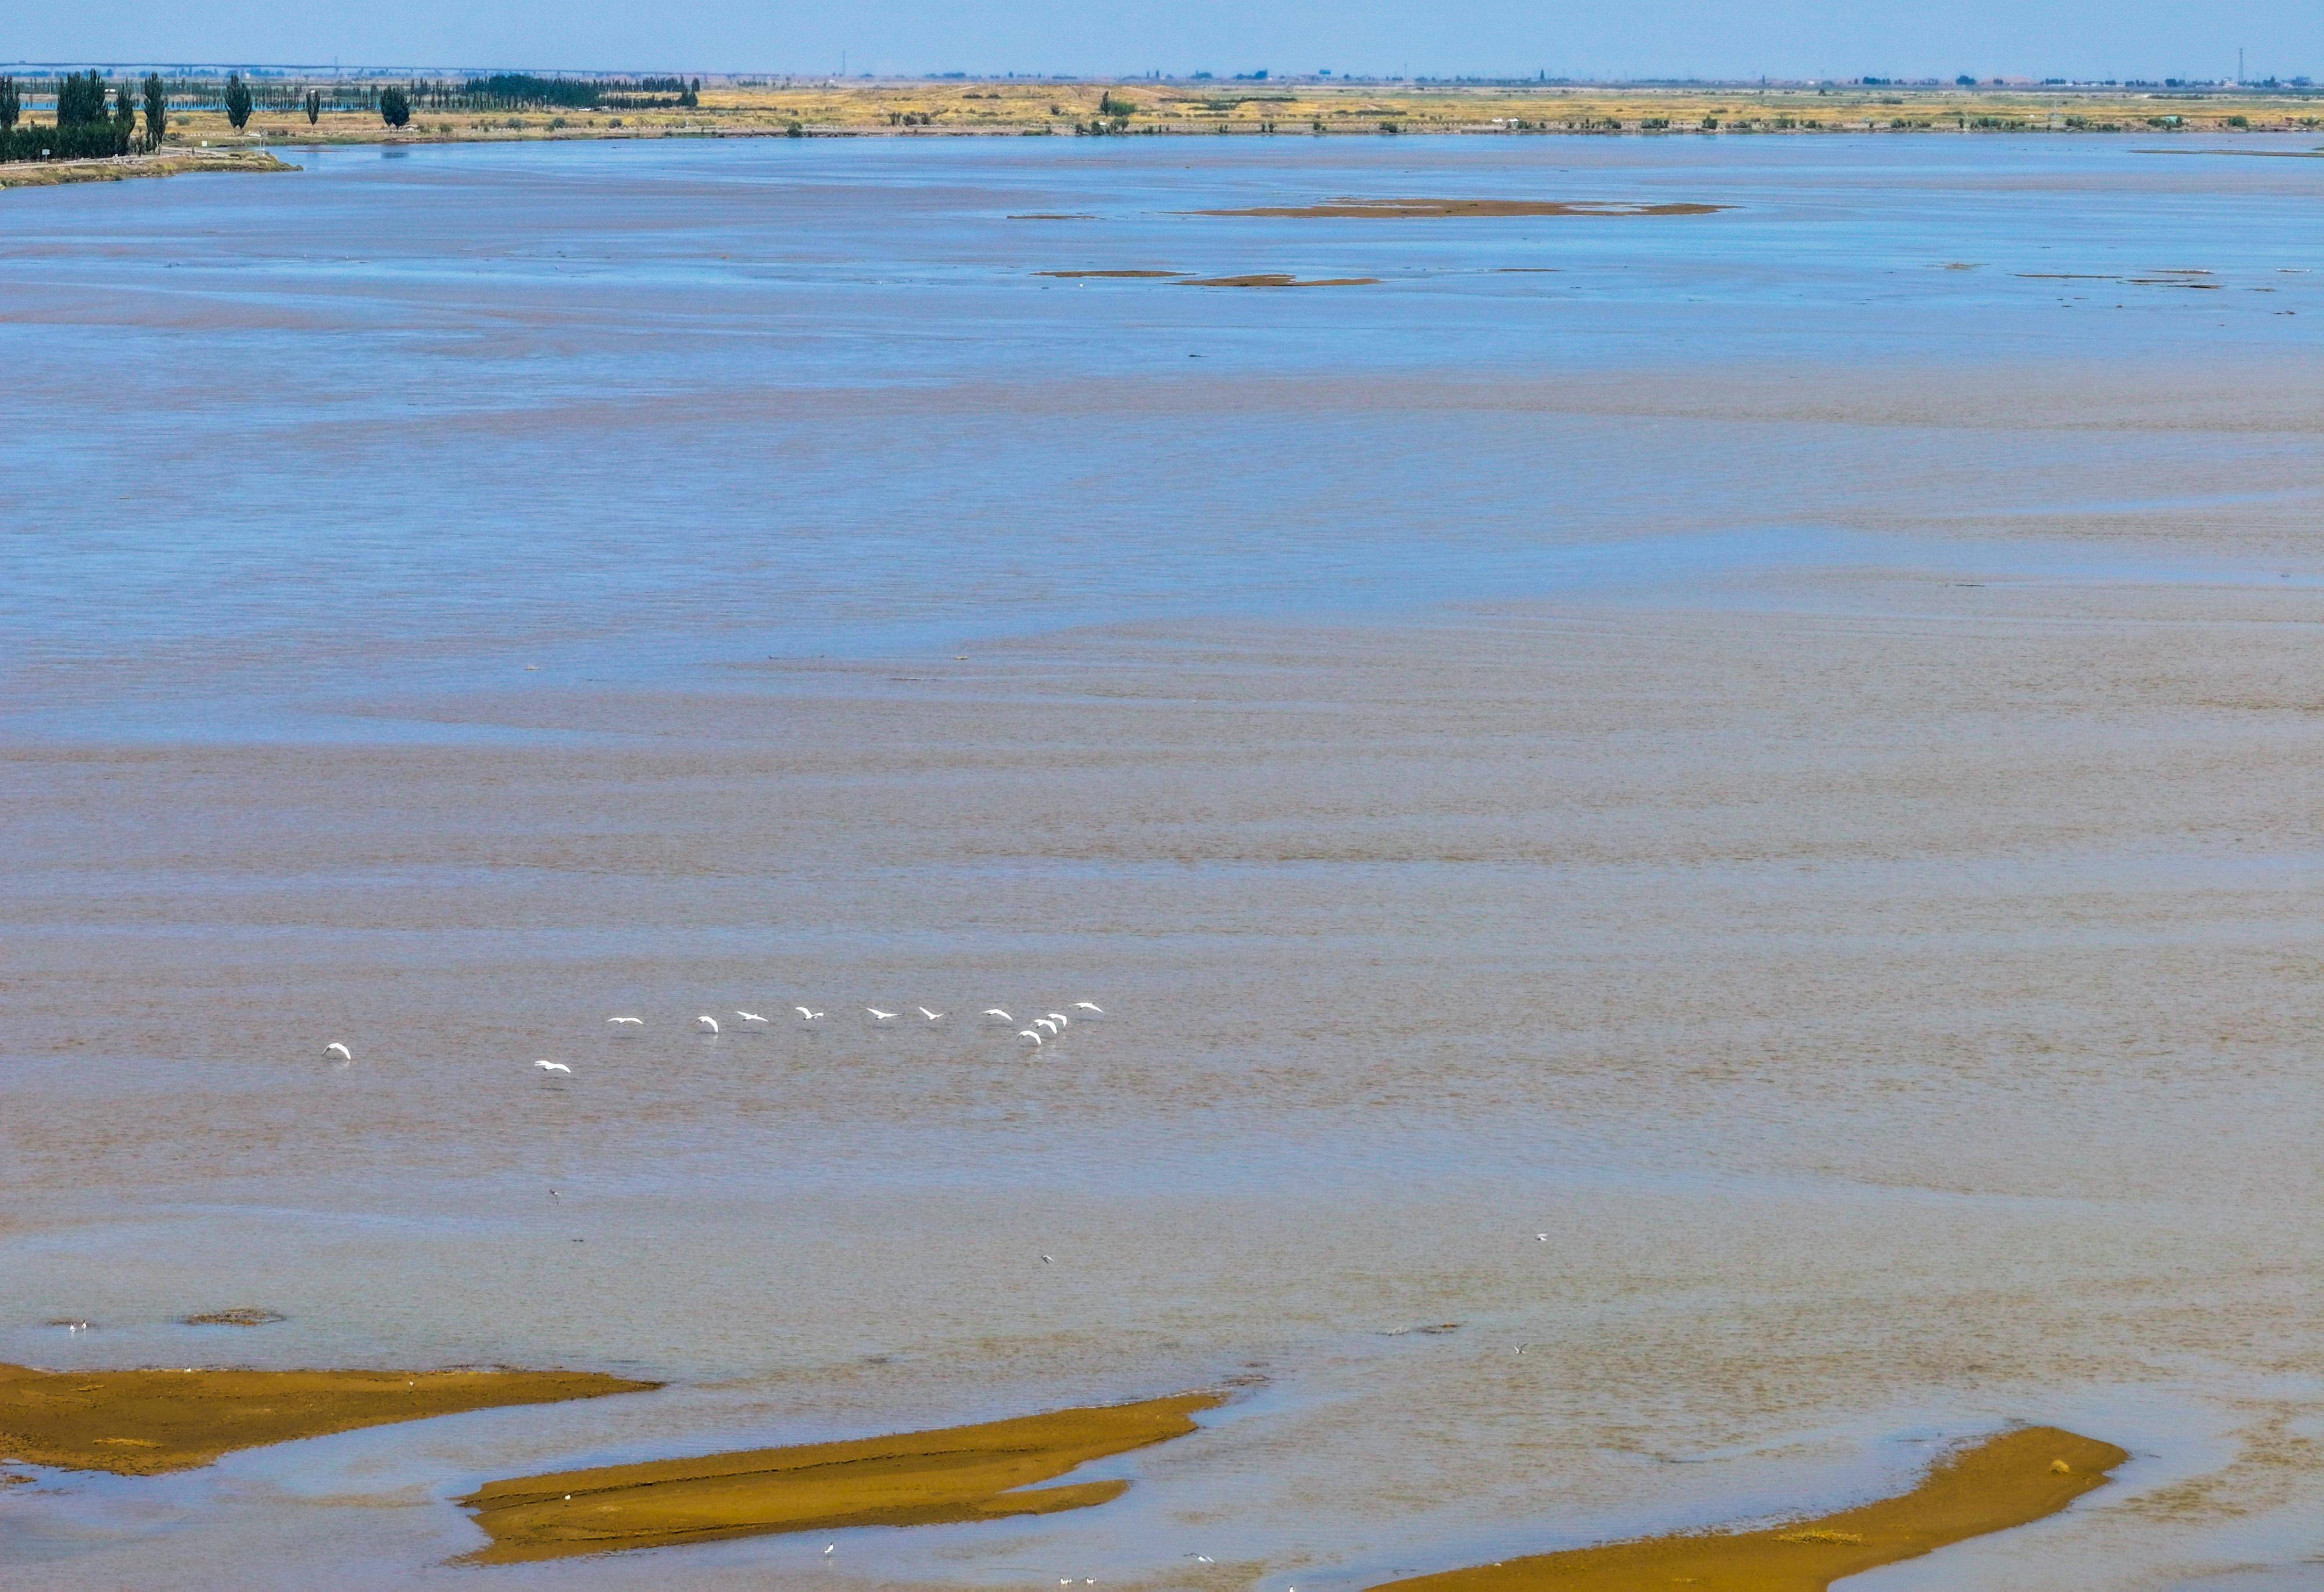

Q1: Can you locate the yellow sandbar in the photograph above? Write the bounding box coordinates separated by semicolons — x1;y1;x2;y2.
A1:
0;1362;657;1476
458;1390;1222;1564
1373;1425;2128;1592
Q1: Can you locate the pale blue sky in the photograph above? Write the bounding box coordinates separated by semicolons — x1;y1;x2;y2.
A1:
15;0;2318;82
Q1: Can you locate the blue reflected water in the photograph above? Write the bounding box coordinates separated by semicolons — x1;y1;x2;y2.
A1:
2;133;2318;735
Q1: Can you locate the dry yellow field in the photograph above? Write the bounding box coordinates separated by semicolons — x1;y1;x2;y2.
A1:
133;79;2324;151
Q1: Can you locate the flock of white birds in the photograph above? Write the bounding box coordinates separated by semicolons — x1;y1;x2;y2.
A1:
320;1003;1104;1076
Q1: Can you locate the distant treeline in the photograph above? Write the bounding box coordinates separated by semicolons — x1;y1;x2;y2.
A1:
403;74;702;112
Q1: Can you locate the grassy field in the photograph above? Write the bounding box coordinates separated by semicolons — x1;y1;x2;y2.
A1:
124;78;2324;150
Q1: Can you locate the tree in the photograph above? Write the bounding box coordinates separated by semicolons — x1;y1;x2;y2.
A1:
114;85;137;138
680;77;700;108
0;77;19;137
305;88;321;125
144;73;168;151
379;85;411;128
224;73;252;130
58;69;108;126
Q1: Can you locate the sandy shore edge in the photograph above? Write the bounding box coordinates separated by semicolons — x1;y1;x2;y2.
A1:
0;1362;657;1474
1370;1425;2129;1592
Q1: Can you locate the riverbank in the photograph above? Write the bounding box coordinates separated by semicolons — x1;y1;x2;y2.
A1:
0;147;293;189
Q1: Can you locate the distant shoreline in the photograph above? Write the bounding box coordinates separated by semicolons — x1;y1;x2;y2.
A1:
0;80;2312;181
2;79;2314;191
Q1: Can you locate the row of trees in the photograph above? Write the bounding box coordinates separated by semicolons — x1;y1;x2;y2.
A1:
0;67;686;160
0;70;166;162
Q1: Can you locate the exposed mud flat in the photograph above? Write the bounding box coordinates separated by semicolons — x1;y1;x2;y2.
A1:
1374;1426;2129;1591
179;1308;285;1327
1180;273;1380;287
0;1363;657;1475
457;1391;1221;1563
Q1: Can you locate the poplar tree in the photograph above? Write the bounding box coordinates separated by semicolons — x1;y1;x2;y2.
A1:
305;88;321;124
0;77;19;137
144;73;168;150
224;73;253;130
379;85;411;128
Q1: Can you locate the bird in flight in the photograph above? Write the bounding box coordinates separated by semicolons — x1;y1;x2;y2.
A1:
794;1006;823;1021
606;1016;643;1026
535;1060;572;1074
1074;1002;1103;1015
918;1007;944;1021
1018;1029;1043;1046
323;1042;352;1062
735;1010;768;1024
1045;1011;1070;1028
983;1008;1012;1021
866;1007;898;1024
1034;1018;1059;1036
697;1015;721;1033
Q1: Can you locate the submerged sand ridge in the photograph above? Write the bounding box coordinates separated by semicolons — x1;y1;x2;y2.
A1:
457;1391;1222;1563
1373;1425;2129;1592
0;1363;657;1476
1193;198;1728;218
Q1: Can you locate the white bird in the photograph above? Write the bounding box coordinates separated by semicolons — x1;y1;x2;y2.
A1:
983;1008;1012;1021
918;1007;944;1021
1034;1018;1058;1036
1045;1011;1070;1028
323;1042;351;1061
794;1006;823;1021
698;1015;720;1034
1041;1254;1053;1264
735;1010;768;1024
1536;1233;1548;1242
1074;1003;1103;1015
1018;1029;1044;1046
823;1544;835;1557
866;1007;897;1024
535;1060;572;1074
606;1016;643;1026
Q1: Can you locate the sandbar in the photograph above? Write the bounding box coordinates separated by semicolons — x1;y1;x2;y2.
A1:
1372;1425;2128;1592
0;1362;658;1476
0;149;293;191
1181;273;1380;288
1193;199;1725;219
457;1390;1222;1564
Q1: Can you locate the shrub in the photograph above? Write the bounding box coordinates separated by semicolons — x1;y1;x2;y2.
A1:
1;118;133;162
380;85;411;127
